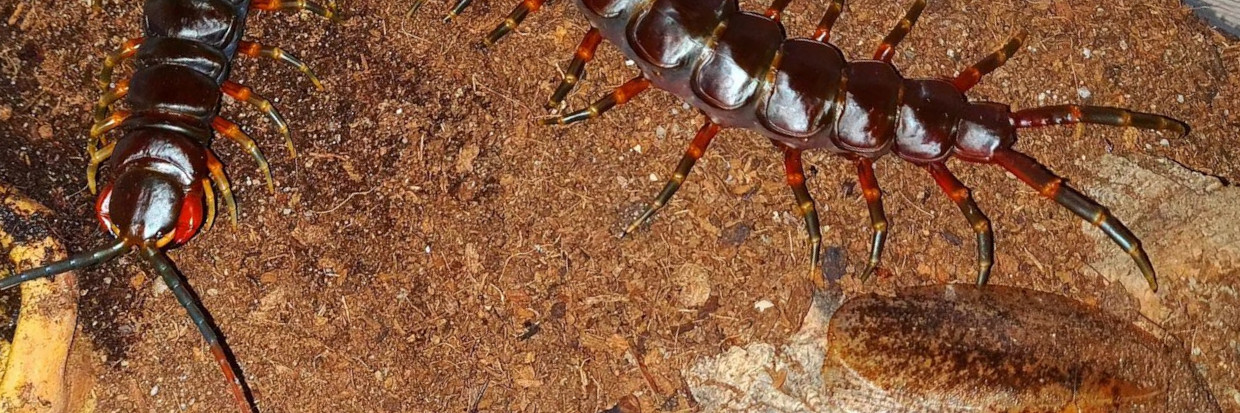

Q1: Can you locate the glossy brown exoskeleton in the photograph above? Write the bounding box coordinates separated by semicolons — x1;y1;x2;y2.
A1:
439;0;1187;289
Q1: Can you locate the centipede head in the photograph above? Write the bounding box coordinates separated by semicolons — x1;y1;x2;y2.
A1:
96;167;205;249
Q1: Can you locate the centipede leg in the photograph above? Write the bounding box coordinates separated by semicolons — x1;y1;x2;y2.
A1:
87;142;115;195
138;249;254;413
484;0;547;46
953;31;1027;92
779;145;823;273
990;149;1157;291
1013;105;1188;136
89;110;130;161
540;76;651;125
202;179;217;233
621;121;721;237
547;27;603;110
93;78;130;123
97;37;142;90
252;0;342;21
811;0;846;42
221;81;296;157
236;41;324;90
444;0;472;22
211;117;276;194
205;150;239;227
765;0;793;20
926;162;994;285
854;157;888;281
873;0;926;62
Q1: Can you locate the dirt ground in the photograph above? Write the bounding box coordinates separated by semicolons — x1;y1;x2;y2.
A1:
1;0;1237;412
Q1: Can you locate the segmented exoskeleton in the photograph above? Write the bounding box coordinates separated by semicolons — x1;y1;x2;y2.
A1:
438;0;1187;289
1;0;339;411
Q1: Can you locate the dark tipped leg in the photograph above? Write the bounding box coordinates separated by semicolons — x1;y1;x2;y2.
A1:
765;0;794;20
211;117;276;194
621;121;721;237
202;179;217;232
811;0;846;42
1013;105;1188;136
87;142;115;195
926;162;995;285
780;145;823;272
854;157;888;281
953;31;1027;92
138;248;255;413
445;0;473;22
93;78;130;123
236;41;324;90
484;0;547;46
221;81;296;157
98;37;142;90
252;0;342;21
873;0;926;62
547;28;604;109
990;149;1157;291
540;76;651;126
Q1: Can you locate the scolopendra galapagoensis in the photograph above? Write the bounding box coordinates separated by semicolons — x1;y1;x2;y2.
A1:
434;0;1188;289
0;0;340;411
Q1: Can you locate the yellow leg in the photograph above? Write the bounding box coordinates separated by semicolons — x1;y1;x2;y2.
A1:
204;151;239;227
211;117;275;194
87;142;115;194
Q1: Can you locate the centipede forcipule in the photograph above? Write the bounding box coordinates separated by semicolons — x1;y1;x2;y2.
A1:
437;0;1187;289
0;0;339;411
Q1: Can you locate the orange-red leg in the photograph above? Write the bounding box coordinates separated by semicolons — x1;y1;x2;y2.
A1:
221;81;297;157
211;117;275;193
927;162;994;285
252;0;341;21
540;76;651;125
873;0;925;62
990;149;1157;291
483;0;547;46
779;145;823;272
952;32;1027;92
98;37;142;90
622;121;722;237
854;157;888;281
547;27;604;109
811;0;846;42
235;41;324;90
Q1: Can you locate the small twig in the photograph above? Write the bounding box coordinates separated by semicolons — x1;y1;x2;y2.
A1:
310;188;375;214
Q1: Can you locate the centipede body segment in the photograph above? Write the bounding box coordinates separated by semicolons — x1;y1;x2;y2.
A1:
441;0;1188;289
3;0;339;411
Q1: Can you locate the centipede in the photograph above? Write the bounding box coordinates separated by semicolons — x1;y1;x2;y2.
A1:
437;0;1188;289
1;0;339;411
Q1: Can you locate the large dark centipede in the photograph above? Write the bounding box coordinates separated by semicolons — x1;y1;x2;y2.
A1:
1;0;339;411
438;0;1187;289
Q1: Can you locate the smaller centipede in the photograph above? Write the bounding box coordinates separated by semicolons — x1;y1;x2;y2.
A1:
2;0;340;411
435;0;1187;289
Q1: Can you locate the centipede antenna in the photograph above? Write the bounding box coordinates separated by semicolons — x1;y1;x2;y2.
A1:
484;0;548;46
811;0;846;42
873;0;926;62
0;241;128;290
991;149;1158;292
1012;105;1189;137
139;247;255;413
445;0;473;22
